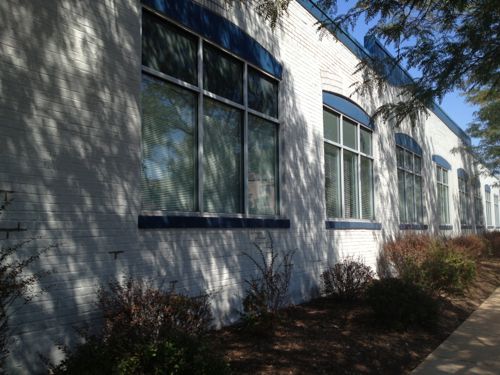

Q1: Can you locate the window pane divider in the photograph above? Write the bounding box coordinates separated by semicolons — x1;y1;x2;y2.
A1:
247;108;279;123
202;90;246;110
339;114;345;218
197;36;204;213
357;123;362;219
243;63;249;215
142;66;200;92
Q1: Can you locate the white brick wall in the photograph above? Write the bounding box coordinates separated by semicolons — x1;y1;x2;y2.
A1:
0;0;498;371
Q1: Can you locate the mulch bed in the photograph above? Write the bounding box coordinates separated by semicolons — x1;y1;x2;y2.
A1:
211;258;500;375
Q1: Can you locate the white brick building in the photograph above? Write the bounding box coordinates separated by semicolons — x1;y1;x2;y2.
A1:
0;0;498;371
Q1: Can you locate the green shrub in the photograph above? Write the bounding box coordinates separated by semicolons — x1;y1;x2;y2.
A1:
366;278;439;329
383;234;477;295
49;278;229;374
321;257;374;300
419;242;476;294
447;234;489;259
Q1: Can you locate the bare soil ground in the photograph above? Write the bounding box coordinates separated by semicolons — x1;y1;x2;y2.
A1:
212;258;500;375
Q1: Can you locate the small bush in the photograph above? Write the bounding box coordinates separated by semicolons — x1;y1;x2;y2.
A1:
321;257;374;300
383;233;432;277
241;232;295;331
366;278;439;329
49;278;229;374
447;234;489;259
419;242;476;294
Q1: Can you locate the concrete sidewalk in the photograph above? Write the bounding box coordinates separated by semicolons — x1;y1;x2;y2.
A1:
412;287;500;374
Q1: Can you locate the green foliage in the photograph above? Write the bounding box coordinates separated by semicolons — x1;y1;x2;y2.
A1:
366;278;439;329
241;0;500;160
465;87;500;176
321;257;374;301
419;242;476;294
49;278;229;374
241;232;294;331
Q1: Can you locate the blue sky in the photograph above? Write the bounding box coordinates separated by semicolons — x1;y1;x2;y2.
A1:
333;1;478;133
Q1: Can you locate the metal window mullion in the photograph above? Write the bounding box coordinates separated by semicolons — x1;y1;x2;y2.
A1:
243;63;249;215
197;37;204;213
357;123;362;219
339;115;345;218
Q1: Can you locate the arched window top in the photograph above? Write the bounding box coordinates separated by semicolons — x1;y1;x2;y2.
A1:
322;91;373;130
395;133;422;156
432;155;451;170
143;0;283;79
485;184;491;193
457;168;469;181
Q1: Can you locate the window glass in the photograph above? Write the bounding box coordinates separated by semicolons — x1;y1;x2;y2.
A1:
323;110;340;143
405;172;415;222
142;11;197;85
203;43;243;103
248;115;278;215
405;150;413;171
398;169;406;222
436;166;442;183
248;67;278;118
141;75;197;211
396;147;405;168
342;118;358;150
415;175;423;222
203;99;242;213
324;143;341;218
414;155;421;173
343;150;359;218
360;128;372;155
361;157;374;219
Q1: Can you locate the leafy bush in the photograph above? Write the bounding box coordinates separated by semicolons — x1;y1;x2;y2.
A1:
382;233;432;277
382;234;477;295
241;232;295;330
321;257;374;300
447;234;489;259
51;333;229;375
366;278;439;329
49;278;229;374
419;242;476;294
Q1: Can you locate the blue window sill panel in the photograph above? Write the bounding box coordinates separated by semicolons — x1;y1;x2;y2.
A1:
461;224;473;229
487;225;496;229
138;215;290;229
325;221;382;230
399;223;428;230
439;224;453;231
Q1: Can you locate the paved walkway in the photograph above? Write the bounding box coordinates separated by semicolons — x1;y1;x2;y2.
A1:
412;287;500;374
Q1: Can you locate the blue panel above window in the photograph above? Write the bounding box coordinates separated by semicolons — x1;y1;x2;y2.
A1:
323;92;373;130
457;168;469;181
485;184;491;193
142;0;283;79
432;155;451;170
395;133;422;156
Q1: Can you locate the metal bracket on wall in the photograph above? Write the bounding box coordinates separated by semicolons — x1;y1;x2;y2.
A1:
0;222;27;239
108;250;124;260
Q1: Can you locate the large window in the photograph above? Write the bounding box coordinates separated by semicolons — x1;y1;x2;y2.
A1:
485;188;492;226
397;143;423;224
474;181;484;227
458;174;469;226
141;10;279;215
324;108;374;220
436;166;450;224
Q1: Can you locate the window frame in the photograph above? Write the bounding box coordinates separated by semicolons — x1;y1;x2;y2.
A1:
485;188;492;227
494;194;500;228
396;144;424;225
323;106;375;221
458;175;470;226
436;165;450;225
140;6;281;218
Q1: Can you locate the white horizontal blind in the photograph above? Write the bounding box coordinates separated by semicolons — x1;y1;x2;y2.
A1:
141;76;197;212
